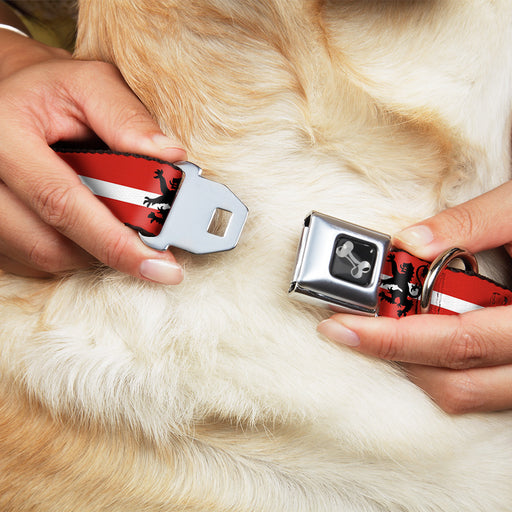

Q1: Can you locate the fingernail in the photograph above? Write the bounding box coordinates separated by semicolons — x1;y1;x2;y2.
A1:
394;225;434;249
151;134;187;160
139;259;184;285
317;319;360;347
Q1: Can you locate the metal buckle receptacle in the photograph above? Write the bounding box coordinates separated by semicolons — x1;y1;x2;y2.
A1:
139;161;248;254
289;212;391;316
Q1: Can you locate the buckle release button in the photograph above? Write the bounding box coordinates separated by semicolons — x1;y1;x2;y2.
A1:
330;236;378;286
289;212;391;316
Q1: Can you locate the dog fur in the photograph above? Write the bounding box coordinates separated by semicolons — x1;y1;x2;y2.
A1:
1;0;512;510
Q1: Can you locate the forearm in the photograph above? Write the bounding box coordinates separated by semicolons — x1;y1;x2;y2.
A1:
0;5;71;80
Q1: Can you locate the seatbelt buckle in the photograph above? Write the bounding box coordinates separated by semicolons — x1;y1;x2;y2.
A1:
139;161;248;254
289;211;391;316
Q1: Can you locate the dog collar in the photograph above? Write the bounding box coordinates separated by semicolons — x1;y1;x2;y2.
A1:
56;149;248;254
289;211;512;318
54;153;511;317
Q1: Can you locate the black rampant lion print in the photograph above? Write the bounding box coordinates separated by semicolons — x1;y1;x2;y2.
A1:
379;252;428;317
143;168;181;225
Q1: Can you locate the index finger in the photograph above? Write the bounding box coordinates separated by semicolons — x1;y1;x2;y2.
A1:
64;60;187;161
0;138;182;282
317;306;512;370
393;180;512;261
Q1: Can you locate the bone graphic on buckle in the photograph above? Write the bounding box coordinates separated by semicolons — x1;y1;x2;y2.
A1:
335;240;372;279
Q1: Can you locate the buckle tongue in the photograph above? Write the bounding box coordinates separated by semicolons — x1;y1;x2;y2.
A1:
140;161;248;254
289;212;391;316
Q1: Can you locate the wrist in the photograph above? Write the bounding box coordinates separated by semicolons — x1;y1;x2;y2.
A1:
0;31;71;80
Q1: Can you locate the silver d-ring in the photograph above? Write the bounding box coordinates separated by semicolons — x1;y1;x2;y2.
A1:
419;247;478;314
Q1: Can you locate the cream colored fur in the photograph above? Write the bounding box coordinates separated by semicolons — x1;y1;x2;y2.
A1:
1;0;512;510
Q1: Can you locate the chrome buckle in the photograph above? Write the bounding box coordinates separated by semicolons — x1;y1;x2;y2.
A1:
140;161;248;254
289;212;391;316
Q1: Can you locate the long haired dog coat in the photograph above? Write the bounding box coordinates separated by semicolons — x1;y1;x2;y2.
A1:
1;1;512;510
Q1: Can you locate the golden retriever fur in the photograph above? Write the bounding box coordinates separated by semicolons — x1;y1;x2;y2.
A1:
1;0;512;510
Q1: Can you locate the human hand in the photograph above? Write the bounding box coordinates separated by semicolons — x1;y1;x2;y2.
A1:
0;30;186;282
318;180;512;414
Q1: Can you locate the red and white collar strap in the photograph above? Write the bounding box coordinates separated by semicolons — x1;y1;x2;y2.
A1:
378;247;511;317
56;151;511;319
56;148;248;254
289;211;512;318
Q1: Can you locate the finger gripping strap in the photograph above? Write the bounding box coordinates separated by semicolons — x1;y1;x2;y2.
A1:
57;149;182;237
379;249;512;317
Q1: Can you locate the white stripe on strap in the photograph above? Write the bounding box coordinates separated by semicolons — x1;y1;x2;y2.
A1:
430;290;483;314
79;176;170;209
379;273;483;314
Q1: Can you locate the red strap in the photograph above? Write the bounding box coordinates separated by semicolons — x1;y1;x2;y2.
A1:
57;149;512;318
378;249;512;318
57;149;182;237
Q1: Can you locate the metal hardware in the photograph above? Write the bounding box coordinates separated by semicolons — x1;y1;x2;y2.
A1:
289;212;391;316
139;161;248;254
419;247;478;314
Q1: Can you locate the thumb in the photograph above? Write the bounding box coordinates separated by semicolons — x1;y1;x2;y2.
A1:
392;181;512;260
71;61;187;162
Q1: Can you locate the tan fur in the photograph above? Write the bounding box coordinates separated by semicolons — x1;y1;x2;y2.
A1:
1;0;512;510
